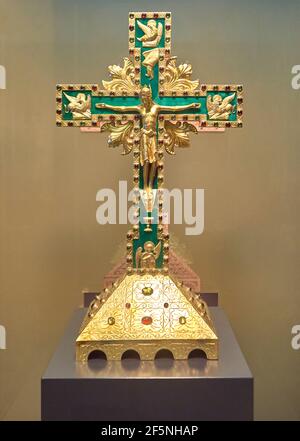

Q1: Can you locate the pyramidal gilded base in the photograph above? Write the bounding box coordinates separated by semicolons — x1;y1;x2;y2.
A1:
76;273;218;361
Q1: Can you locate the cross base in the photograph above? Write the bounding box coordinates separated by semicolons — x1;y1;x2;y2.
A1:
76;273;218;361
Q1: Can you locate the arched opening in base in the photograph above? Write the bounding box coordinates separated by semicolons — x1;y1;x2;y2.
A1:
121;349;141;370
87;350;107;371
154;349;174;369
187;348;207;369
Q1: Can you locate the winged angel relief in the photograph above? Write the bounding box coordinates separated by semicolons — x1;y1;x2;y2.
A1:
136;241;162;269
137;19;163;47
207;93;236;120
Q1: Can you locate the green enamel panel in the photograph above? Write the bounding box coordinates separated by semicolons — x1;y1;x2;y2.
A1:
134;18;165;48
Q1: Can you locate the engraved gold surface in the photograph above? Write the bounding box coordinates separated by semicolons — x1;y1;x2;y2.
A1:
76;273;218;361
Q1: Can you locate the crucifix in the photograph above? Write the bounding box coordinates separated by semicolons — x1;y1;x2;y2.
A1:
56;12;243;362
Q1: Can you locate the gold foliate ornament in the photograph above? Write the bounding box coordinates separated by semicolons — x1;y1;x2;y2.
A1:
164;57;199;93
102;57;137;93
100;121;135;155
164;120;198;155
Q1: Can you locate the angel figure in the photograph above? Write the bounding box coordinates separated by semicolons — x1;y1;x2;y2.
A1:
135;241;161;269
207;93;236;120
137;19;163;47
63;92;91;119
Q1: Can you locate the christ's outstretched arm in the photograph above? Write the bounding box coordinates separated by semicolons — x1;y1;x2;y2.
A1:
96;103;140;112
158;103;200;112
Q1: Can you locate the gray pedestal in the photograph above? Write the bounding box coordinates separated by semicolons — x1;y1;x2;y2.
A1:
41;307;253;421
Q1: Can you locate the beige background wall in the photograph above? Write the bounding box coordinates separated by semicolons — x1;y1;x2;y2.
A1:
0;0;299;420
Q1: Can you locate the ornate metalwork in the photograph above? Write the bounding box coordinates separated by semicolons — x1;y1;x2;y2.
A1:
137;19;163;47
102;57;137;93
100;121;135;155
136;241;162;269
164;120;198;155
63;92;91;119
164;57;199;93
207;93;236;120
142;48;159;79
96;85;199;195
76;273;218;361
56;11;245;362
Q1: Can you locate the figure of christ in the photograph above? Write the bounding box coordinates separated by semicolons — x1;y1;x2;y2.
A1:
96;86;200;197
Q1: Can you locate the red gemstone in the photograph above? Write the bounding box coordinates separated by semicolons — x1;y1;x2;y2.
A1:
110;115;115;120
142;316;152;325
238;110;243;116
201;85;207;91
141;13;147;19
225;85;231;91
166;25;171;31
129;25;134;31
92;85;97;91
129;49;134;55
159;67;164;73
92;121;97;126
201;121;207;127
154;13;159;18
226;122;231;128
238;98;243;104
135;68;140;73
56;97;62;103
68;122;73;126
125;302;131;309
56;110;61;115
164;303;169;308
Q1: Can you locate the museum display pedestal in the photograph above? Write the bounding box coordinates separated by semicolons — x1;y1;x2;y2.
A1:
41;303;253;421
